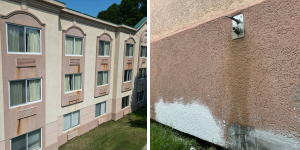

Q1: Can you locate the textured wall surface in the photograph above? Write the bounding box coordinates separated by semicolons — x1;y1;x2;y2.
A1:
151;0;300;149
150;0;256;41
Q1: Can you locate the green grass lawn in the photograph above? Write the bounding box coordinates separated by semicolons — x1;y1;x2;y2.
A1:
59;105;147;150
150;120;198;150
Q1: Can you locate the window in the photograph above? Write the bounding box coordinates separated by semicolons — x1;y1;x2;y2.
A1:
125;44;134;57
124;70;132;82
140;46;147;57
11;128;42;150
97;71;109;86
65;36;83;55
95;101;106;117
63;110;80;131
137;91;145;103
139;68;146;79
65;74;81;92
9;78;41;107
7;23;41;53
99;41;110;56
122;96;129;109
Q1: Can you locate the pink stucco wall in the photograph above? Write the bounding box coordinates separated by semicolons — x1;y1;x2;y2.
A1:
150;0;300;149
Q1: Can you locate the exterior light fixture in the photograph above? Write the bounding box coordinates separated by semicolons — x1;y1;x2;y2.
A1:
225;14;244;39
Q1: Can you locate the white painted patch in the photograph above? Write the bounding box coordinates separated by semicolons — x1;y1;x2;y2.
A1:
155;98;225;146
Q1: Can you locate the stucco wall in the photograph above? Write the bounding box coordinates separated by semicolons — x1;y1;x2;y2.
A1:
151;0;300;149
0;0;21;143
150;0;257;41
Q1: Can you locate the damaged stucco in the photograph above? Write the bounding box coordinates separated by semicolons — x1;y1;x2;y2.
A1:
151;0;300;149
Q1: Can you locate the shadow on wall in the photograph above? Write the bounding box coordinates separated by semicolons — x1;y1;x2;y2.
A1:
128;70;147;129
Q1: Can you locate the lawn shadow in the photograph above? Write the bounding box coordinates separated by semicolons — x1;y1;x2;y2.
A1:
127;104;147;129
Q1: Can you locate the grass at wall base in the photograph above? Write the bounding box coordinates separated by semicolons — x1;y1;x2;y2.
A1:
59;105;147;150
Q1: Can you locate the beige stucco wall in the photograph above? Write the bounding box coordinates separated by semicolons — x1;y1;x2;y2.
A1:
151;0;256;41
0;0;26;142
114;23;147;100
27;5;61;125
58;18;115;116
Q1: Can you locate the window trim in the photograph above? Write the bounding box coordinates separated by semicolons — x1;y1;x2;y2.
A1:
124;69;132;83
97;71;109;87
9;78;42;109
64;73;82;93
137;91;145;103
63;110;81;132
6;23;42;55
125;43;134;57
65;35;84;56
10;128;42;150
140;46;147;58
138;68;146;80
98;40;111;57
95;101;107;118
121;96;130;109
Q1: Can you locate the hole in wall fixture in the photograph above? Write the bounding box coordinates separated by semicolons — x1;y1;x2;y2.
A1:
225;14;244;39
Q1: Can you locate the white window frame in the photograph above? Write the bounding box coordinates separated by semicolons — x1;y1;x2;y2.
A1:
98;40;111;57
6;23;42;55
124;69;132;83
137;91;145;103
121;96;130;109
97;71;109;87
138;68;146;80
65;35;84;56
10;128;42;150
9;78;42;109
125;43;134;57
64;73;82;93
63;110;80;132
95;101;106;118
140;46;147;58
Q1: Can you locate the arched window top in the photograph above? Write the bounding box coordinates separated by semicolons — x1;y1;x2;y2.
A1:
125;37;136;44
63;26;86;37
0;10;45;27
140;30;147;44
98;33;113;42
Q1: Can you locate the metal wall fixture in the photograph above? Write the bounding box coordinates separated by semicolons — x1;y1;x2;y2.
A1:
225;14;244;39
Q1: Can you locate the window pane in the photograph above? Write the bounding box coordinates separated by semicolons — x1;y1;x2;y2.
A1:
128;70;132;81
65;36;74;55
124;70;127;82
103;71;108;85
97;72;103;86
26;28;40;53
101;102;106;115
104;42;110;56
11;134;26;150
72;111;80;127
65;75;73;92
74;38;82;55
99;41;104;56
95;103;100;117
141;46;147;57
28;129;41;150
126;96;129;107
7;24;24;52
139;69;142;79
122;97;126;109
10;80;26;106
126;44;130;56
74;74;81;90
63;113;71;130
27;79;41;102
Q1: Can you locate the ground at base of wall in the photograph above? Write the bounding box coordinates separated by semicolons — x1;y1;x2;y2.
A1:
59;105;147;150
150;120;228;150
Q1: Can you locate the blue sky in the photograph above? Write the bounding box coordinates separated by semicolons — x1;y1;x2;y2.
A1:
59;0;122;17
